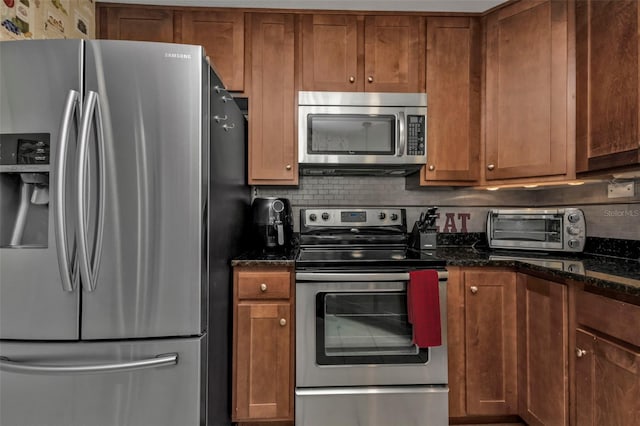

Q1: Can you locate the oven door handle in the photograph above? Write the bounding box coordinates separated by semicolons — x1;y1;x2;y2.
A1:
296;271;448;282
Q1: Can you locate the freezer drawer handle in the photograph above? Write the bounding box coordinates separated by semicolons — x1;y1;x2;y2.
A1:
54;89;81;293
0;353;178;375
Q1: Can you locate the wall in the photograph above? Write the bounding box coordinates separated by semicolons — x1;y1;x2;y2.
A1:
256;176;640;241
1;0;94;41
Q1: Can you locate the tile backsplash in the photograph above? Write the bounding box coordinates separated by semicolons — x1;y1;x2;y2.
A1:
256;176;640;241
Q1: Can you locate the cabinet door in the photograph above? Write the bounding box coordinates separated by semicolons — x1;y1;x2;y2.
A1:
576;0;640;172
98;6;174;42
300;14;360;91
575;329;640;426
421;17;481;184
235;303;292;421
517;275;568;426
464;270;517;415
485;0;570;181
179;11;245;92
364;16;425;92
248;13;297;185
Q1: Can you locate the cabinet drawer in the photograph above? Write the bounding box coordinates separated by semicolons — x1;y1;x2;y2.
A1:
576;291;640;347
237;271;290;300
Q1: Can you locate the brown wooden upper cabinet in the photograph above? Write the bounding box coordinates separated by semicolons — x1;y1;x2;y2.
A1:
97;5;245;92
178;10;245;92
576;0;640;174
484;0;574;183
98;6;175;43
247;13;298;185
300;14;425;92
420;17;481;185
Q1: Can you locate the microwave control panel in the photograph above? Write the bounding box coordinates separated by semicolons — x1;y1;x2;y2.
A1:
406;115;425;155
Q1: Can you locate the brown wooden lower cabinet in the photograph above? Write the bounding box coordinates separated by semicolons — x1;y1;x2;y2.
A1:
516;274;568;426
232;266;294;423
448;267;518;418
575;291;640;426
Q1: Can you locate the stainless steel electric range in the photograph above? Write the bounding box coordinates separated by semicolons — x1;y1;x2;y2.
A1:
295;208;449;426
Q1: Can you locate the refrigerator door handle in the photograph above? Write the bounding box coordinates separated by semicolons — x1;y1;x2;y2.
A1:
76;90;106;293
54;89;81;293
0;353;178;375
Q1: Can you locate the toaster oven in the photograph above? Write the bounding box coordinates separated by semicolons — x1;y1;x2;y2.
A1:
487;208;586;252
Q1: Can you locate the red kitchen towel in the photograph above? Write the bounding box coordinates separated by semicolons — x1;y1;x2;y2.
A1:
408;270;442;348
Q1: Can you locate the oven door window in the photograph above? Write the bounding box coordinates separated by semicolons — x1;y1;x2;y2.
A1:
316;292;429;365
307;114;396;155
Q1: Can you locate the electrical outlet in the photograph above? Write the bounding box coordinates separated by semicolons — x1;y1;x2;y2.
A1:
607;182;635;198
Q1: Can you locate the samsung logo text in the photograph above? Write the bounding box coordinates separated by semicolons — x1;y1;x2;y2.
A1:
164;53;192;60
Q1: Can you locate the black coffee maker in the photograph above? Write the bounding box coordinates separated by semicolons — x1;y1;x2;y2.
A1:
251;197;293;251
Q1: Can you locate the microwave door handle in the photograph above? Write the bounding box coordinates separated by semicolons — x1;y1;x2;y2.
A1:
397;112;406;157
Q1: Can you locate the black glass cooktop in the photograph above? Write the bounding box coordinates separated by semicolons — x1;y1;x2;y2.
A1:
296;247;446;269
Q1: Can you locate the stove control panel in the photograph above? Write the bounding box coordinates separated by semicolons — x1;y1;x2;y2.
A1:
302;208;405;228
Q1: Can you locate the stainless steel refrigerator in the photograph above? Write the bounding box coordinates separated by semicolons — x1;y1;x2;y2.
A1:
0;39;249;426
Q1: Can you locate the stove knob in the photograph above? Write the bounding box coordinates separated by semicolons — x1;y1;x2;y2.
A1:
567;226;580;236
568;239;580;249
378;212;386;220
322;212;330;221
390;213;398;221
309;214;317;222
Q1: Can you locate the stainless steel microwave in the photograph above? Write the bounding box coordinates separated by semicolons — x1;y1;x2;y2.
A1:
487;208;586;252
298;91;427;176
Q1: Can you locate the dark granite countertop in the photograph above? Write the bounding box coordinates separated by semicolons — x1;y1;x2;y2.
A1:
231;248;297;267
232;243;640;299
431;246;640;299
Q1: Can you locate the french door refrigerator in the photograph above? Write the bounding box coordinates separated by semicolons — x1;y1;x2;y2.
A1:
0;39;248;426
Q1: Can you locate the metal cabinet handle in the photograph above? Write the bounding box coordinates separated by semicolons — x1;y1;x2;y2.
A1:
367;76;374;83
285;164;292;171
221;95;233;103
470;286;478;294
213;85;225;94
487;164;495;171
428;165;435;171
279;318;287;327
213;114;227;123
349;76;355;83
260;283;267;292
222;123;235;132
576;348;587;358
0;354;177;375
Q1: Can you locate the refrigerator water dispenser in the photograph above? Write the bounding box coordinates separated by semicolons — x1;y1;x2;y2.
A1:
0;134;50;248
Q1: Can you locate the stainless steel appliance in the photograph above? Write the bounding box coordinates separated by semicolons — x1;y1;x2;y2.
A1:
298;91;427;176
487;208;586;252
0;39;249;426
295;208;448;426
251;197;293;250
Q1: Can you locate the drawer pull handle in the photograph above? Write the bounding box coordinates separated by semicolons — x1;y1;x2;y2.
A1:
470;286;478;294
487;164;495;171
576;348;587;358
279;318;287;327
260;283;267;292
